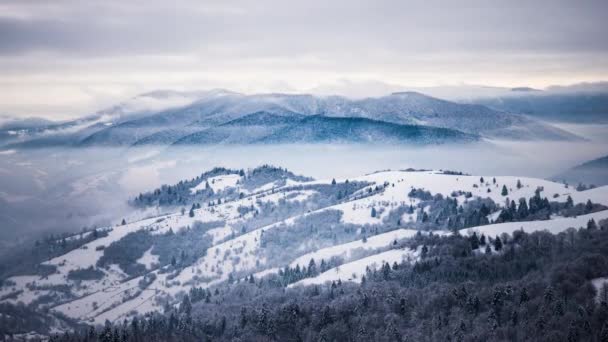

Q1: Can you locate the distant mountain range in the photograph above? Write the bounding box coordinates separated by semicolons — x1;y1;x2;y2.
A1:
555;154;608;186
0;90;582;148
472;93;608;123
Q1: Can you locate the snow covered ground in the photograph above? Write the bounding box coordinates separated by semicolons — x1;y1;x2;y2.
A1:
292;247;421;286
2;169;607;325
190;174;242;194
461;210;608;237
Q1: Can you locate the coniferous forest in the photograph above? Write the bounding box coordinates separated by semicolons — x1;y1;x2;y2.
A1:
51;220;608;342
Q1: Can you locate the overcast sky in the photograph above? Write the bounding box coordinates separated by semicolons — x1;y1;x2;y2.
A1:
1;0;607;119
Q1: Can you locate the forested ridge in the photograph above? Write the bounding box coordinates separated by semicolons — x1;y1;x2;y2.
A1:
50;219;608;342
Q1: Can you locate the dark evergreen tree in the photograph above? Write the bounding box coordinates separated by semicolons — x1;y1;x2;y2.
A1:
494;236;503;251
469;232;480;250
588;219;598;230
566;195;574;208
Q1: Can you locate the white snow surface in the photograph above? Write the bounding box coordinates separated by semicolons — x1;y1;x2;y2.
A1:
292;247;420;286
289;229;420;269
190;174;242;194
461;210;608;237
137;248;159;270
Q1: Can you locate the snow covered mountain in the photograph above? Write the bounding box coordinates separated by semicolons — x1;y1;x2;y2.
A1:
1;90;580;149
172;113;478;145
472;92;608;123
1;165;607;334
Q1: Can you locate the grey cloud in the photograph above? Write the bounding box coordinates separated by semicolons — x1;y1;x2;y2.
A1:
0;0;607;118
0;0;607;57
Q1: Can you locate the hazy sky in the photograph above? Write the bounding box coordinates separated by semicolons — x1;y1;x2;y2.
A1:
1;0;607;119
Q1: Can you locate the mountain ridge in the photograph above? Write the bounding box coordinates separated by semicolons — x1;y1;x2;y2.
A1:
1;90;581;149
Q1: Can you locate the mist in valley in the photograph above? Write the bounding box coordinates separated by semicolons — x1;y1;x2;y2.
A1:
1;126;606;246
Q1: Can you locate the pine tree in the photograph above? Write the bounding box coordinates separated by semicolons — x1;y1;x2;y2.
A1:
179;295;192;316
331;178;336;185
585;199;593;213
480;177;484;184
566;195;574;208
469;232;480;250
371;207;377;218
501;185;508;196
308;258;317;276
517;198;529;219
588;219;598;230
494;236;503;251
517;179;523;189
121;219;126;225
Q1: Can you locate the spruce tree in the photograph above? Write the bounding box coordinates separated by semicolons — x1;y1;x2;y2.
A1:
494;236;503;251
585;199;593;213
566;195;574;208
179;295;192;316
588;219;598;230
422;211;429;222
470;233;480;250
517;198;529;219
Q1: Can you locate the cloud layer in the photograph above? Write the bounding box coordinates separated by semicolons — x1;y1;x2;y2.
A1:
1;0;607;118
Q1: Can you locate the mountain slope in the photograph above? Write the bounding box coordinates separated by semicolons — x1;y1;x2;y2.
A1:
473;93;608;123
2;167;607;330
172;113;478;146
339;92;579;140
555;154;608;186
258;115;478;144
3;90;582;148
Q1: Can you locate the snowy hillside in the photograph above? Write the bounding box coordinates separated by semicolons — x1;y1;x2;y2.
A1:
1;167;606;330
